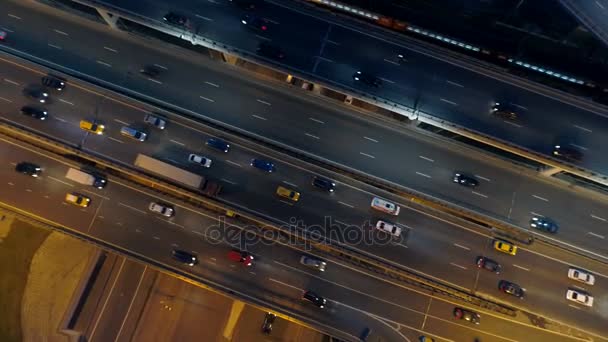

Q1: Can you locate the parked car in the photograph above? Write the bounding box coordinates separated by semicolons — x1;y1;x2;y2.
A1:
15;162;42;177
302;290;326;308
206;138;230;152
20;106;48;120
453;307;480;324
530;216;558;233
567;267;595;285
498;280;525;299
476;256;501;274
188;154;212;168
149;202;175;217
300;255;327;271
312;176;335;192
144;113;167;129
172;249;198;266
566;289;593;307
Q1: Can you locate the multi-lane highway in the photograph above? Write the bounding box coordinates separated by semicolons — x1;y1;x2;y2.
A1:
77;0;608;174
3;0;608;261
1;43;607;339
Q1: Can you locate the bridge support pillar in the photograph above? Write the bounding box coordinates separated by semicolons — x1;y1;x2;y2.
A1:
96;8;119;29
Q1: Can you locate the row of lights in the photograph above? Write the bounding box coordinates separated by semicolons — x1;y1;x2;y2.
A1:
507;59;585;85
311;0;379;20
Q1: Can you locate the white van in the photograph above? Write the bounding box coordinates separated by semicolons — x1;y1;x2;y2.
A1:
370;197;400;215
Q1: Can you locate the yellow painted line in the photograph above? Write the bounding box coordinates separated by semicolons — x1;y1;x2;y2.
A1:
222;300;245;340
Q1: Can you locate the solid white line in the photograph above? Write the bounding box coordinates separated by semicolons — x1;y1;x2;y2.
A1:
103;46;117;53
453;243;470;251
282;181;298;188
378;77;395;84
59;99;74;105
0;97;12;102
4;78;19;85
118;202;147;214
363;136;378;143
504;121;522;128
96;60;111;67
440;98;458;106
154;64;168;70
169;139;185;146
383;59;400;66
573;125;592;133
279;200;294;206
591;214;607;222
309;117;324;124
532;195;549;202
221;178;237;185
450;263;467;270
257;99;271;106
418;155;434;162
472;191;488;198
46;176;74;187
108;137;124;144
199;95;215;102
513;264;530;271
195;14;214;21
53;117;67;122
54;29;68;36
252;114;267;121
147;78;162;84
305;133;320;139
114;267;147;342
568;304;582;310
89;259;125;340
446;80;464;88
268;278;301;291
8;14;22;20
360;152;375;159
225;160;242;167
114;119;129;125
338;201;354;208
475;175;490;182
415;172;431;178
48;44;62;50
205;81;219;87
587;232;605;239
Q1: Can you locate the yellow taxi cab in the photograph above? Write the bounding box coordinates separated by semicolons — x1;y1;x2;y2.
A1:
65;192;91;208
80;120;105;135
493;239;517;255
276;186;300;202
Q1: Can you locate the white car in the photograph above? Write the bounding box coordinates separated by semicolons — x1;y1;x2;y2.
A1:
371;197;400;215
566;289;593;307
375;220;402;237
188;154;212;168
568;268;595;285
149;202;174;217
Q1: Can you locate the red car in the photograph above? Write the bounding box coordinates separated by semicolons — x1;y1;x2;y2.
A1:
0;31;7;41
228;250;254;266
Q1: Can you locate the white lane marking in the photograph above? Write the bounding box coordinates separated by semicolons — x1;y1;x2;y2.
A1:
359;152;375;159
305;133;320;140
255;34;271;41
338;201;354;208
257;99;271;106
453;243;470;251
114;119;129;125
225;160;242;167
118;202;147;214
316;56;334;63
591;214;607;222
378;77;395;84
54;29;68;36
513;264;530;271
199;95;215;102
252;114;267;121
154;64;167;70
326;39;340;45
511;103;528;110
472;191;488;198
153;236;160;240
446;80;464;88
195;14;214;21
334;220;353;227
265;18;280;25
103;46;117;53
221;178;237;185
8;14;22;20
475;174;490;182
504;121;522;128
46;176;73;186
279;200;294;206
440;98;458;106
568;304;583;310
4;78;20;86
532;195;549;202
170;139;185;146
108;137;124;144
48;43;62;50
570;143;588;151
309;117;325;124
573;125;592;133
418;155;434;162
96;60;112;67
268;278;302;291
53;117;67;122
596;0;605;10
0;97;12;103
363;136;378;143
25;189;32;192
530;211;544;217
415;172;431;178
282;181;298;188
1;27;14;33
383;59;400;66
587;232;605;239
59;99;74;105
205;81;219;87
450;263;467;270
147;78;162;84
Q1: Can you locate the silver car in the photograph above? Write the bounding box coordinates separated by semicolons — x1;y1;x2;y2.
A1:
149;202;174;217
188;154;212;168
300;255;327;272
144;114;167;130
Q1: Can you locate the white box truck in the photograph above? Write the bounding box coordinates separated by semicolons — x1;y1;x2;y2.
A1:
65;168;107;189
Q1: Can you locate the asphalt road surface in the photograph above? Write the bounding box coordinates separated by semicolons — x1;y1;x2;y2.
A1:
2;0;608;263
82;0;608;175
1;52;607;338
559;0;608;49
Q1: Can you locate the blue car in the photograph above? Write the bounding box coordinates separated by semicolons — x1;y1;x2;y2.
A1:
530;216;558;233
206;138;230;153
251;158;275;172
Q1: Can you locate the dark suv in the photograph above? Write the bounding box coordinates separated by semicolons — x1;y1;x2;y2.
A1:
491;102;518;121
476;256;501;274
453;173;479;187
453;307;480;324
498;280;525;299
302;290;326;308
15;162;42;177
312;176;336;192
261;312;276;334
251;158;275;172
353;71;382;87
530;216;558;233
257;42;285;60
553;145;583;162
171;249;198;266
20;106;48;120
42;75;66;91
163;12;190;28
23;89;49;103
206;138;230;152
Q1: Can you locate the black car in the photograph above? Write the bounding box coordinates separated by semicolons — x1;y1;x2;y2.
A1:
24;89;49;103
15;162;42;177
498;280;524;299
302;290;327;308
230;0;257;9
353;71;381;87
312;176;336;192
140;65;161;78
20;106;48;120
206;138;230;152
261;312;276;334
41;75;66;91
163;12;190;28
241;13;269;32
491;102;518;121
251;158;275;172
171;249;198;266
453;173;479;187
257;42;284;60
453;307;480;324
476;256;501;274
553;145;583;162
530;216;558;233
